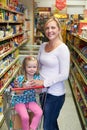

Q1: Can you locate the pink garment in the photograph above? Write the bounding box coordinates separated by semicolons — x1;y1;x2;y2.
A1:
15;102;43;130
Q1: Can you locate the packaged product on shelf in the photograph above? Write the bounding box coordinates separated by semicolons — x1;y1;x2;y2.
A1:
13;49;19;58
0;60;4;72
13;14;17;21
0;96;3;114
19;24;23;33
83;85;87;96
6;25;11;36
4;11;9;21
3;72;9;83
7;68;13;78
0;0;7;7
82;64;87;78
78;20;87;36
81;46;87;58
83;107;87;118
9;12;14;21
0;78;3;89
0;30;4;38
0;9;4;21
3;56;10;67
75;85;82;101
12;25;16;34
18;35;23;44
0;44;4;54
13;37;19;47
4;41;11;52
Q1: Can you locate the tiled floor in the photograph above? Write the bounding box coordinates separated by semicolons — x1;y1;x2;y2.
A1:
0;80;82;130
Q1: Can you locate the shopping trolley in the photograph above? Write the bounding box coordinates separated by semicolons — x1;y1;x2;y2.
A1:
3;85;44;130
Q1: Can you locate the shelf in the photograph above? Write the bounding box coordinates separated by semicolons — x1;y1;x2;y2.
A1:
0;39;28;60
76;101;87;130
0;21;23;24
71;69;87;107
69;78;87;130
0;6;24;15
0;66;20;94
0;2;32;128
70;44;87;63
71;56;87;85
0;114;4;128
0;56;19;78
34;35;43;38
0;32;24;42
79;36;87;43
67;30;87;129
72;32;87;43
73;46;87;63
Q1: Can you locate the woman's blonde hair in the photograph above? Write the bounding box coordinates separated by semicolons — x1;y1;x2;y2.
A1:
22;56;39;81
44;16;63;41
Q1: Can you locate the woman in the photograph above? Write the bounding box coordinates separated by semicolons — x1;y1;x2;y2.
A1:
30;16;70;130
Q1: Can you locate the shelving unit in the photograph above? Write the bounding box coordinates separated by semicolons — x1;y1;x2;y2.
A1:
19;0;34;56
0;3;30;127
66;30;87;130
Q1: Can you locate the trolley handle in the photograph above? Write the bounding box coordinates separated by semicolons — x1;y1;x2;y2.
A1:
11;86;44;91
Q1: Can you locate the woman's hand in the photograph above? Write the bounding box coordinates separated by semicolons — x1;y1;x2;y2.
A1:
29;79;44;87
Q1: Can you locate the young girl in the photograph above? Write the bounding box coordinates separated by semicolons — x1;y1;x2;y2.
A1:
11;56;43;130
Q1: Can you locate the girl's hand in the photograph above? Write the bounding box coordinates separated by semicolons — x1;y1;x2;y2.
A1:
29;79;44;87
23;81;31;88
14;79;23;93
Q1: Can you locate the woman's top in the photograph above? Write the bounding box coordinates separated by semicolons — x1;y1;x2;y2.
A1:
37;42;70;96
11;74;40;106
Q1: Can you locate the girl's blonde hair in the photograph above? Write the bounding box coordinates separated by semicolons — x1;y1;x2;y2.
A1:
44;16;63;41
22;56;38;80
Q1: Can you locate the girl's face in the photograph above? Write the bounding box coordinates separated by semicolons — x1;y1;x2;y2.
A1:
25;60;37;76
45;20;60;41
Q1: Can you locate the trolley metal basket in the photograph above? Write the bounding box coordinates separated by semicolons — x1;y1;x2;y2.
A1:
3;85;44;130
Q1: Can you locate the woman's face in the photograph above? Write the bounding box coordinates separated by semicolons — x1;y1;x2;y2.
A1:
45;20;60;41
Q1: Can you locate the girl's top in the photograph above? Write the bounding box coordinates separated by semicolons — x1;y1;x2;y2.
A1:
11;74;40;106
37;42;70;96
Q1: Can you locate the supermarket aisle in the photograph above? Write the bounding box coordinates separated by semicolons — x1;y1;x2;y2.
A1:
1;80;82;130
